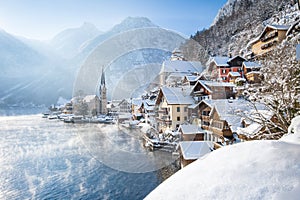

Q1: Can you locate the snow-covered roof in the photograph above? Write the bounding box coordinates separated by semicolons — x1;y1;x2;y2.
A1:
248;24;291;45
188;103;200;109
246;71;262;75
286;19;300;36
184;75;200;82
267;24;290;30
145;99;155;106
161;87;194;105
243;61;261;69
207;99;268;133
237;122;263;137
83;95;98;102
146;139;300;200
179;124;205;135
195;81;236;94
179;141;213;160
212;56;230;67
228;72;241;77
227;55;246;63
160;60;204;74
132;98;143;107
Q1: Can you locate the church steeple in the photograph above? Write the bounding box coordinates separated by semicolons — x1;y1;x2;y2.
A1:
99;68;107;114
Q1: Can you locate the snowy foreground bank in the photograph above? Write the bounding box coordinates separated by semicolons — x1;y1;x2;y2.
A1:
146;117;300;200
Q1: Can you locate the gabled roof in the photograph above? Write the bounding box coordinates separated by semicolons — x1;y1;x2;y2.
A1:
243;61;261;69
184;75;200;82
250;24;291;44
228;72;241;77
212;56;230;67
286;19;300;36
179;124;205;135
208;99;268;133
191;80;235;95
227;55;246;63
179;141;213;160
159;86;194;105
160;60;204;74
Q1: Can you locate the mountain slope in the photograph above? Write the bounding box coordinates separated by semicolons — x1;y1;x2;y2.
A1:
50;22;100;59
77;17;158;62
0;29;72;106
192;0;295;56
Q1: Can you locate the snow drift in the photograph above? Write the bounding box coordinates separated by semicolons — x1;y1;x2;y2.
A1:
146;117;300;200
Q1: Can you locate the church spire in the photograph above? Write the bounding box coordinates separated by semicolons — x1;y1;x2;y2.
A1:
101;68;105;86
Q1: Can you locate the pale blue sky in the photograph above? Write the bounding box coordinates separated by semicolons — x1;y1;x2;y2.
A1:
0;0;227;40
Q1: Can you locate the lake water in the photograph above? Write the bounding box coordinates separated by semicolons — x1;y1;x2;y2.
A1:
0;115;173;199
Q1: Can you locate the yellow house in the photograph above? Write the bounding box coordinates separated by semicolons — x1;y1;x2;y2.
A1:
250;24;290;56
155;86;194;132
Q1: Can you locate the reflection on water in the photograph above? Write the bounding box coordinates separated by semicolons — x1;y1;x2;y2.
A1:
0;115;163;199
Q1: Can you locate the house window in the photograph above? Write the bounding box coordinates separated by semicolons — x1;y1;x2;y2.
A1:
177;116;180;121
177;107;180;112
222;77;227;81
184;116;187;121
202;121;210;126
184;107;188;112
222;69;226;74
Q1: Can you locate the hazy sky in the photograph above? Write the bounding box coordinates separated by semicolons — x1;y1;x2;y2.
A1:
0;0;227;40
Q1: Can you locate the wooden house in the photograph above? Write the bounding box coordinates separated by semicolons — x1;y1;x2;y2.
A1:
227;72;241;83
197;99;272;144
179;141;213;168
191;80;236;101
178;124;206;141
155;86;194;132
242;61;262;84
250;24;290;56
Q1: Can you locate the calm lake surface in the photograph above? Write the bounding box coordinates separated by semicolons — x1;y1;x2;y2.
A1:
0;114;170;199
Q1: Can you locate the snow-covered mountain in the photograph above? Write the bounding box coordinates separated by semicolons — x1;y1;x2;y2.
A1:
0;29;46;77
0;17;170;107
0;29;73;106
50;22;101;59
76;17;159;64
192;0;295;57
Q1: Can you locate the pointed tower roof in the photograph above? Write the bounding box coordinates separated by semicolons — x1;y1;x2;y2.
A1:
101;68;105;85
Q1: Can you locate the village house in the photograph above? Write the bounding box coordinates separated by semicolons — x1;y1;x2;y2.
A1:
227;72;241;84
83;95;100;116
208;56;246;82
159;49;204;86
182;73;207;86
250;24;290;57
197;99;271;145
155;86;194;132
178;124;206;141
242;61;262;84
179;141;214;168
190;80;236;101
117;99;131;113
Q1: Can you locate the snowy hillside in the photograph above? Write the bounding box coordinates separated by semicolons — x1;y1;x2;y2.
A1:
146;117;300;200
192;0;296;56
0;29;74;106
